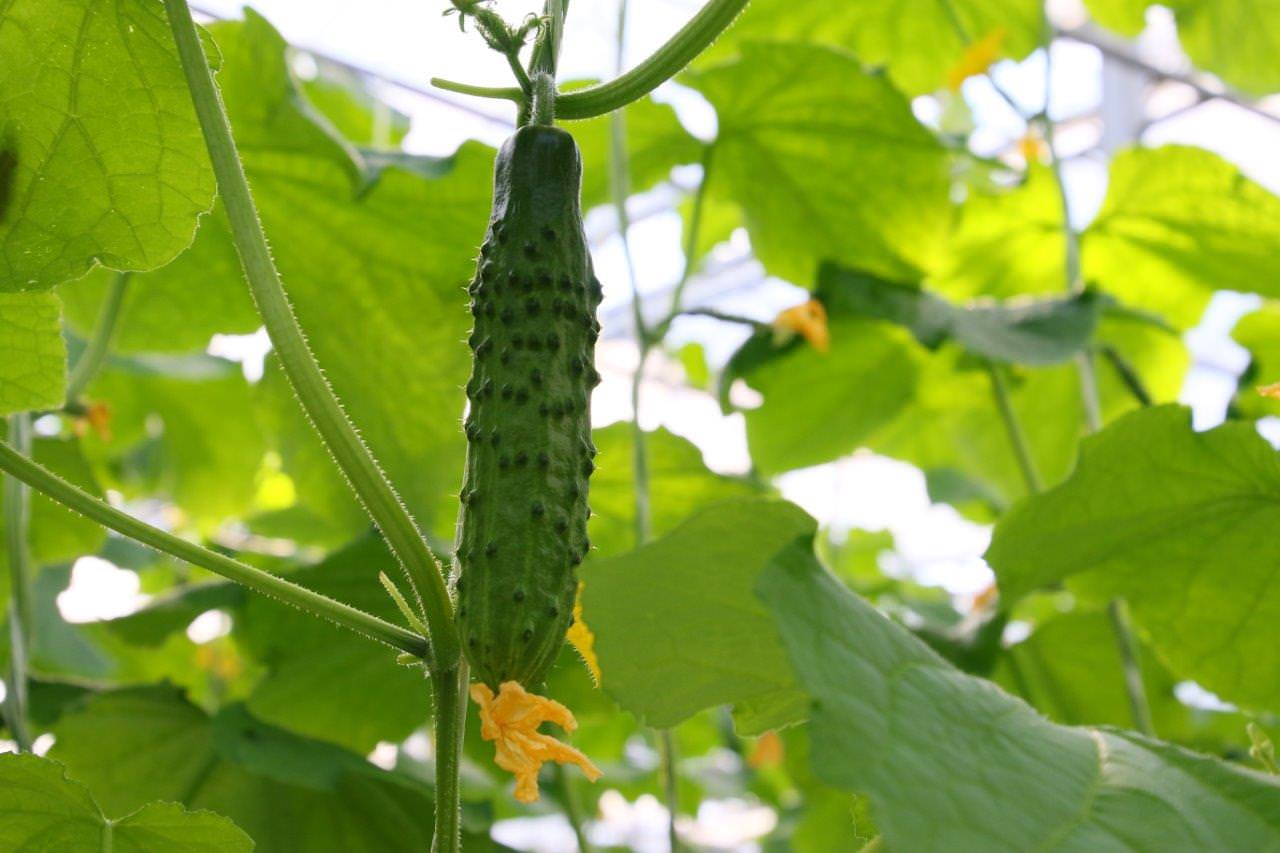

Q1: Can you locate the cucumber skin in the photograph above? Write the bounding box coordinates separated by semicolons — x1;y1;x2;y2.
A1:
454;125;602;690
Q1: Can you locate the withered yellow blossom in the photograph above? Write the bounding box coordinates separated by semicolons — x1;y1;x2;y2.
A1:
773;299;830;354
566;582;601;684
470;681;603;803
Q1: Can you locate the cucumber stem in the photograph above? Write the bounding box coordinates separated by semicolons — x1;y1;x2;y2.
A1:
2;415;33;752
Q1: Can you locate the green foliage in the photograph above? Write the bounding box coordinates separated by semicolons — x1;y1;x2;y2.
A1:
989;405;1280;710
0;293;65;413
690;43;952;284
0;753;251;851
0;0;215;291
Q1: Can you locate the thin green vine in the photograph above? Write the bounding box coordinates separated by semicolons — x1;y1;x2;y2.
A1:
2;414;33;752
434;0;749;120
0;438;428;657
65;271;129;404
986;362;1043;495
161;0;457;671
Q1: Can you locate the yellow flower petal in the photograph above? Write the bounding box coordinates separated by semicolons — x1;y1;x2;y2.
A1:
566;582;601;685
1259;382;1280;400
471;681;603;803
947;28;1008;91
773;299;830;353
747;730;783;769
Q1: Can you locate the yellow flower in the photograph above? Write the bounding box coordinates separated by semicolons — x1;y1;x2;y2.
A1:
773;299;830;353
566;582;601;684
747;730;783;769
1259;382;1280;400
470;681;603;803
947;28;1008;91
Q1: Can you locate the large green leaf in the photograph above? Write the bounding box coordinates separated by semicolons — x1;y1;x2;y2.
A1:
1083;145;1280;327
237;535;430;753
0;0;215;291
48;686;452;853
933;165;1065;299
582;498;810;734
0;292;65;413
208;12;490;529
588;424;759;557
689;43;952;284
703;0;1044;96
760;539;1280;849
988;405;1280;711
62;212;259;354
0;753;251;852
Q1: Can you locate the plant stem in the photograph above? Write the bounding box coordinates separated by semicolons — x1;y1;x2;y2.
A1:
659;728;681;852
3;415;33;752
555;763;593;852
665;145;715;322
434;0;750;120
430;663;468;853
1107;599;1154;736
1040;29;1154;737
0;438;429;658
986;362;1043;495
66;272;129;403
162;0;456;670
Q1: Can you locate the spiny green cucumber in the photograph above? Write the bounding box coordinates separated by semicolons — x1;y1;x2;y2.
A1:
454;124;602;690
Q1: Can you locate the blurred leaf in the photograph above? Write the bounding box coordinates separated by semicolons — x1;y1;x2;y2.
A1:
1083;145;1280;327
996;609;1268;754
0;0;215;290
1231;302;1280;419
760;537;1280;849
302;70;411;148
209;11;491;529
934;166;1065;299
572;91;702;211
1083;0;1151;35
582;498;810;734
703;0;1043;96
689;43;952;284
0;753;251;851
84;354;267;525
48;686;456;852
723;317;921;475
103;581;244;647
988;405;1280;712
0;292;65;412
588;424;759;557
238;535;429;753
62;213;259;354
820;262;1105;365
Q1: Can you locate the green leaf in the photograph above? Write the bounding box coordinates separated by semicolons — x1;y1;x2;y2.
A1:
0;0;215;290
724;317;921;475
1083;0;1152;36
0;753;252;852
588;424;759;557
1231;302;1280;419
84;355;267;525
820;262;1104;365
237;535;430;753
581;498;811;734
933;165;1066;299
48;686;444;853
209;12;491;529
0;292;65;413
1174;2;1280;95
987;405;1280;711
62;211;260;354
1083;145;1280;327
759;539;1280;849
703;0;1044;96
302;71;411;149
571;91;703;211
689;43;952;284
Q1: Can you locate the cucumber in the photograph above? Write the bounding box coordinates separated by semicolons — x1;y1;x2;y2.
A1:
454;124;602;690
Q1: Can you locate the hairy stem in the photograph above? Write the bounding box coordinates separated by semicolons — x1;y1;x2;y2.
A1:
1108;599;1155;736
162;0;456;669
555;763;594;852
659;728;681;851
430;664;469;853
0;439;429;658
66;272;129;403
3;415;33;752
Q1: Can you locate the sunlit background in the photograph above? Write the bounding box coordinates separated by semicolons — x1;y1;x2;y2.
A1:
6;0;1280;849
